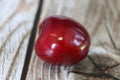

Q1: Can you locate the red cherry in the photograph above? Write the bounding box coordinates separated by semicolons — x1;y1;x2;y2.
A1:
35;15;90;65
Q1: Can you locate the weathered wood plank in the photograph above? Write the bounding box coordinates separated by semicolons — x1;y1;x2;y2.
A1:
1;0;120;80
0;0;39;80
27;0;120;80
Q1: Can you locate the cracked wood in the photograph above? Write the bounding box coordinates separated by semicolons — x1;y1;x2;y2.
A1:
0;0;39;80
0;0;120;80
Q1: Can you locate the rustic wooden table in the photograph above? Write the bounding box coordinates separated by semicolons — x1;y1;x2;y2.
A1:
0;0;120;80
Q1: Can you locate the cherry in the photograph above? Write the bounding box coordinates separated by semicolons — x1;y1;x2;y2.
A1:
35;15;90;65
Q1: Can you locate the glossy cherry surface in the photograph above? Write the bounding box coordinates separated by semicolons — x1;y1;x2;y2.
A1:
35;15;90;65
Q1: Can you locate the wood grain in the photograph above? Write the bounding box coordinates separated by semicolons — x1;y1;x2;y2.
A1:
0;0;39;80
27;0;120;80
0;0;120;80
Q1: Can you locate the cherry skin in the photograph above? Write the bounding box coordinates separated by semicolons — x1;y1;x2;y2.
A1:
35;15;90;65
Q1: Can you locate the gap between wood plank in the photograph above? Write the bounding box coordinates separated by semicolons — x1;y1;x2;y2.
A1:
20;0;43;80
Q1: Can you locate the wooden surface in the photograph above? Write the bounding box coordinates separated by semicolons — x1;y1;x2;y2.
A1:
0;0;120;80
0;0;39;80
